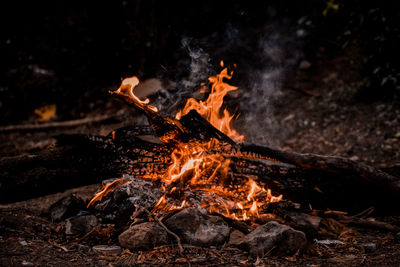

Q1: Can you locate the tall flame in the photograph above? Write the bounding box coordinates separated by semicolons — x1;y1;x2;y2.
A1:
176;65;243;142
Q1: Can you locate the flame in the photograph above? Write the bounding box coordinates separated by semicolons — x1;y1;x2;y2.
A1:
113;76;158;113
156;64;280;220
175;64;243;142
87;176;131;208
88;63;282;221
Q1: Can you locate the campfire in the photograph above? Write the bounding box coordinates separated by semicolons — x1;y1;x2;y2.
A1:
88;62;282;221
66;61;399;258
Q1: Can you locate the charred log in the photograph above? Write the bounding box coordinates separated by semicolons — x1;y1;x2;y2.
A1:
240;144;400;193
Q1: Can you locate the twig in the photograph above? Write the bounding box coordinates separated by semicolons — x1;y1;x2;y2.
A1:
76;225;100;242
0;112;123;132
51;242;69;252
353;206;375;218
144;209;184;254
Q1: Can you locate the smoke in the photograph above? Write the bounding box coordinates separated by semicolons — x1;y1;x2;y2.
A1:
235;24;304;147
154;20;305;147
153;37;214;116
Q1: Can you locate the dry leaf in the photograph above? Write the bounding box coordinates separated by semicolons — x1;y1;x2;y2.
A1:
34;104;56;122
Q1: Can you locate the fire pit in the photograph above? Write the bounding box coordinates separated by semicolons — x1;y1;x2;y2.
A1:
64;62;399;259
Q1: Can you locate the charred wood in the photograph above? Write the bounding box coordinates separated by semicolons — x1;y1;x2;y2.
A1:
240;144;400;193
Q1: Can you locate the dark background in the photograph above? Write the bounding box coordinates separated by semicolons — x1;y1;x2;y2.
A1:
1;0;399;124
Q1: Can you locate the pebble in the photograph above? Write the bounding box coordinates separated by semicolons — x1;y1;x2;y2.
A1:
314;239;345;246
350;155;359;161
93;245;122;255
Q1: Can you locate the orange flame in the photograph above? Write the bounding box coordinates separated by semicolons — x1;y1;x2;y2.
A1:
175;64;243;142
87;176;131;208
113;76;158;113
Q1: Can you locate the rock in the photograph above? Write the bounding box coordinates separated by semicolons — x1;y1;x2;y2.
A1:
286;212;321;238
93;245;122;255
229;230;245;246
49;194;85;221
239;221;307;257
118;222;168;250
65;215;98;235
165;208;230;246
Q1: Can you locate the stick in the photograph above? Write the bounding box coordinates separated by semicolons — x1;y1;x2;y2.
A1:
144;209;184;254
0;112;123;132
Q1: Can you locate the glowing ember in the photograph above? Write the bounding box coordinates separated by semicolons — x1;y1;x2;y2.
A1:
89;63;282;221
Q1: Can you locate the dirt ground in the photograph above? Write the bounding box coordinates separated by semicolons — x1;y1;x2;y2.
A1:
1;186;400;266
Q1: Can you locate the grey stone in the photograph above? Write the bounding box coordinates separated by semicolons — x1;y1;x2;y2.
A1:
118;222;168;250
229;230;245;246
165;208;230;246
93;245;122;255
286;211;321;238
65;215;98;235
239;221;307;257
49;194;84;221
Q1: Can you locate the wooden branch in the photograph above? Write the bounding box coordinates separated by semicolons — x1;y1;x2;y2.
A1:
0;142;122;203
144;209;184;254
0;112;123;132
240;145;400;192
340;215;400;232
